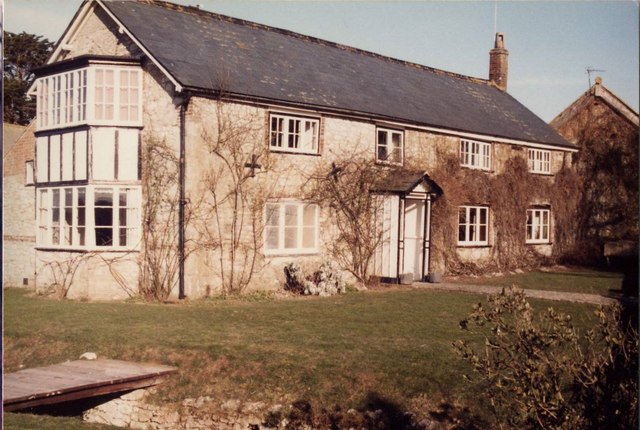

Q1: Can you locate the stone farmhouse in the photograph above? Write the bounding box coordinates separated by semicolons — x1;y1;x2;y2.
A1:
3;0;577;300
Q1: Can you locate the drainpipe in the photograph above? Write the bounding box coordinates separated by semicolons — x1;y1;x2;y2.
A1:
178;95;190;300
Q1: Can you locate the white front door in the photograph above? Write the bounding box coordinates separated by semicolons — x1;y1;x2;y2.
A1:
403;199;425;280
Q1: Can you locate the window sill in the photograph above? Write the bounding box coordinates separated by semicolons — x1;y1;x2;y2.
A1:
36;122;143;133
269;148;320;156
457;244;491;249
376;160;403;167
460;165;493;173
36;179;90;187
264;251;320;258
528;171;554;177
525;241;552;246
36;247;140;253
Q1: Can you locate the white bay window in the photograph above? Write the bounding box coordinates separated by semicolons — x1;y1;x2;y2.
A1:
265;201;319;254
36;64;141;131
37;186;140;250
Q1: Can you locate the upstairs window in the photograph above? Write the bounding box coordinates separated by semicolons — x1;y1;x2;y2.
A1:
36;65;141;130
37;69;87;129
376;128;403;165
264;201;319;254
460;139;491;170
458;206;489;246
269;114;319;154
526;208;550;244
528;148;551;174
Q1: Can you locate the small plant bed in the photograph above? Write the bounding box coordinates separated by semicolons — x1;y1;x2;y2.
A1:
450;266;624;297
4;288;602;428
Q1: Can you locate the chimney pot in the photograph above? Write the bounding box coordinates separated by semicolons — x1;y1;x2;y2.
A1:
489;32;509;91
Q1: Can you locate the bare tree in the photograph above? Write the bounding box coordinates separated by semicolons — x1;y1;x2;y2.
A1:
37;252;137;299
307;156;387;284
194;95;274;295
138;136;185;300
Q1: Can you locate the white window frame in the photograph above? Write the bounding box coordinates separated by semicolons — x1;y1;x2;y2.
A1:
528;148;551;174
526;208;551;244
36;185;141;251
458;205;489;246
376;127;404;165
269;113;319;154
25;161;34;186
36;65;142;131
264;201;319;255
460;139;492;170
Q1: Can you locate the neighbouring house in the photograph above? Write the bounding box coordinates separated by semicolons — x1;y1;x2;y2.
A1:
3;123;28;157
3;122;36;288
550;77;639;262
3;0;577;300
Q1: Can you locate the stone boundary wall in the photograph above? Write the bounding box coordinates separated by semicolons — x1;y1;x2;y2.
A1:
84;389;275;430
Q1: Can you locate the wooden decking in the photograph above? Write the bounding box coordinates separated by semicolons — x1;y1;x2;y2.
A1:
3;359;176;412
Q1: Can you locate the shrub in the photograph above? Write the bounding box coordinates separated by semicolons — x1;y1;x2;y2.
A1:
454;287;638;430
284;262;346;296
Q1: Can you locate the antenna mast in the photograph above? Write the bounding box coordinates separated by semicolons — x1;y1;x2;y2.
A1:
494;1;498;34
586;67;606;88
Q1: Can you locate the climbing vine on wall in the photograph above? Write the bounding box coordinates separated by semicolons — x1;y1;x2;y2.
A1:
429;151;580;275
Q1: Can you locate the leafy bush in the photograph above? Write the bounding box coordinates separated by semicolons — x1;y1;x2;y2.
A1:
454;287;638;430
284;262;346;296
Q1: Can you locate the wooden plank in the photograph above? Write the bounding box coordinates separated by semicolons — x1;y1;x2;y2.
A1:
3;359;176;412
3;376;167;412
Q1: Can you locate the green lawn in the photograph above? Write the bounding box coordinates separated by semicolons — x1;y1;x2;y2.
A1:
453;267;624;296
3;287;600;427
3;414;122;430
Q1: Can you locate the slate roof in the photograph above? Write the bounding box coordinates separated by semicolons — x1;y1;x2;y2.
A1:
101;0;573;149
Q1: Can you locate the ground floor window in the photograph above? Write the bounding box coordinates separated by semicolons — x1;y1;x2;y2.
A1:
458;205;489;246
36;185;140;250
264;201;319;254
526;208;550;244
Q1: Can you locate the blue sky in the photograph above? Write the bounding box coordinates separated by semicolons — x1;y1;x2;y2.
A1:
4;0;639;122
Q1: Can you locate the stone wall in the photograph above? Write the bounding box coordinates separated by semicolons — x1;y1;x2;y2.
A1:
84;389;273;430
3;122;36;287
60;5;142;60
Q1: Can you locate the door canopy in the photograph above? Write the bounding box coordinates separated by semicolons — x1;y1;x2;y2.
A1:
373;169;442;198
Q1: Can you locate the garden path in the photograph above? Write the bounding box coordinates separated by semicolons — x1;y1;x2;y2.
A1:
413;282;624;305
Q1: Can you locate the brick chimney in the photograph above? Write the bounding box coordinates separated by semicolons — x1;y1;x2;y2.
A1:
489;33;509;91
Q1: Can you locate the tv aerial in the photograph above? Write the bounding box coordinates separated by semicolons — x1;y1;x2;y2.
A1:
586;67;606;88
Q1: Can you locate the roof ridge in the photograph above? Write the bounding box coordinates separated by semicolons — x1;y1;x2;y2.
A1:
593;83;639;118
135;0;490;85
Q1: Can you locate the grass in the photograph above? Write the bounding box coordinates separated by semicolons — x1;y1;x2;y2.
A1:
4;285;600;424
3;414;122;430
452;267;624;296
